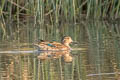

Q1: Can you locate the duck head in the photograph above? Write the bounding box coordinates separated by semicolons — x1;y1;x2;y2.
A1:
62;36;73;47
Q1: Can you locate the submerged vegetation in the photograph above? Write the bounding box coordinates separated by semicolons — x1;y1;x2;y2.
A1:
0;0;120;23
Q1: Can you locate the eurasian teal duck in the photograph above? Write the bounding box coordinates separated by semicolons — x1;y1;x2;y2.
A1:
34;36;73;51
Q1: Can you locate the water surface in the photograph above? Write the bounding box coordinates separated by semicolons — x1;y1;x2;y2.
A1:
0;20;120;80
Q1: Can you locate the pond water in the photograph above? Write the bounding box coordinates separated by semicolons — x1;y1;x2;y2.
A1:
0;20;120;80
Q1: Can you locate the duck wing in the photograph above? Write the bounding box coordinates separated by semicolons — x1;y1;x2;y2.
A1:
35;41;69;50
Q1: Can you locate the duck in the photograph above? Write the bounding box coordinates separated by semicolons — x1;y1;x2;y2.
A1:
34;36;73;51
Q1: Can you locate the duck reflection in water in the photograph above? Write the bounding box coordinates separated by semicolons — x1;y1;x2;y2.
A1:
37;51;73;62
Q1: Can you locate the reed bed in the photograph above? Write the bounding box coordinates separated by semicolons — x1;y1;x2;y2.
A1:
0;0;120;24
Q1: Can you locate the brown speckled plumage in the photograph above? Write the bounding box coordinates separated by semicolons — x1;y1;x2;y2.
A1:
34;36;73;51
